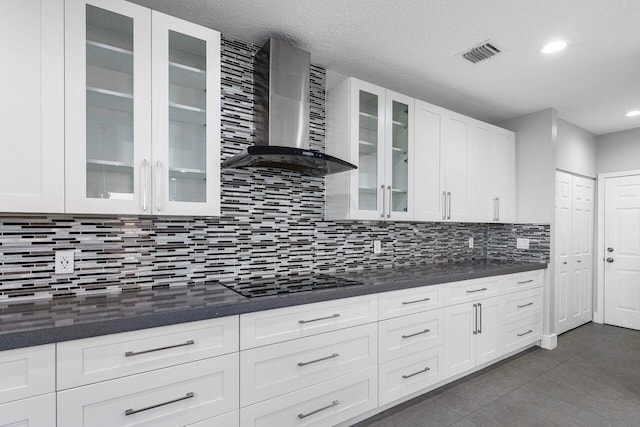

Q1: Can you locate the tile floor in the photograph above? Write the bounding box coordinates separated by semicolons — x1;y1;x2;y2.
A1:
355;323;640;426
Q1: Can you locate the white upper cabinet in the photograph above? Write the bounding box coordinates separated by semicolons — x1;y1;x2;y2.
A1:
326;78;414;220
151;11;221;216
490;127;516;222
442;111;472;221
65;0;220;216
468;120;493;222
0;0;65;213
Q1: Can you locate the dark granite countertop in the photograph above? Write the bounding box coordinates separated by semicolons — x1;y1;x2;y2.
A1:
0;260;546;351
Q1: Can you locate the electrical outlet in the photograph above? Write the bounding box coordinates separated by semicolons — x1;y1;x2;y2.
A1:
468;237;474;248
516;238;530;250
55;250;75;274
373;240;382;254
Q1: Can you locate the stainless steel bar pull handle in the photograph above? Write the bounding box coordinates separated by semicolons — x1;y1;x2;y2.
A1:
517;280;534;284
517;329;534;337
493;197;498;221
125;340;195;357
402;297;431;305
155;160;162;211
442;191;447;219
478;303;482;334
380;185;386;218
298;400;340;419
298;313;340;324
387;185;392;218
402;366;430;379
466;287;488;294
142;159;149;211
447;192;451;220
473;304;478;335
125;392;194;416
402;329;430;339
517;302;534;309
298;353;339;367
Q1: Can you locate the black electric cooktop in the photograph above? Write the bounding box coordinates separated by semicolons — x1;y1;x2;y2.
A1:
219;273;365;298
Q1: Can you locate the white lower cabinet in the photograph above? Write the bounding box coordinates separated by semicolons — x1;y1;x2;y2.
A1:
240;323;378;406
0;393;56;427
57;354;239;427
186;410;239;427
378;308;444;364
0;344;55;404
503;316;543;354
240;367;378;427
445;295;503;377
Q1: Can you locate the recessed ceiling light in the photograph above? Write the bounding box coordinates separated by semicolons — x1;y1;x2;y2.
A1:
541;40;568;54
625;110;640;117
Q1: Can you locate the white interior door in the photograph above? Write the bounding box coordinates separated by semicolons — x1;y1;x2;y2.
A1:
604;174;640;330
555;171;573;333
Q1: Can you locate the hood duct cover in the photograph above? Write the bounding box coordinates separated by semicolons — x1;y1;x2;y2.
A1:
222;39;356;177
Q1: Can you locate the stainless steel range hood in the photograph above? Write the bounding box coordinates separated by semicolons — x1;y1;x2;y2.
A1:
222;39;356;177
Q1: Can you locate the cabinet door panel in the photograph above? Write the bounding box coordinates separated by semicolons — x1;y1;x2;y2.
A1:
0;0;64;213
444;303;475;377
475;296;503;365
0;393;56;427
413;100;445;221
151;11;220;216
443;113;470;221
65;0;152;214
0;345;55;404
491;128;516;222
385;91;414;220
468;121;492;222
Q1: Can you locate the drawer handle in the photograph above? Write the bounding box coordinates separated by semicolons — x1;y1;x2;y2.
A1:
517;280;534;284
517;302;534;309
402;366;430;379
517;329;534;337
466;287;488;294
402;329;430;339
298;353;340;367
125;340;195;357
298;400;340;419
298;313;340;324
402;297;431;305
125;392;194;416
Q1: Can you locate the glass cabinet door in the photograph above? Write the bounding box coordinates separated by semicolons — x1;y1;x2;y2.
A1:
354;82;386;219
65;0;151;214
386;92;414;220
151;11;220;216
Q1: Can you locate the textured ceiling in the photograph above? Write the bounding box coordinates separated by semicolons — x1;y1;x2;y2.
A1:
131;0;640;135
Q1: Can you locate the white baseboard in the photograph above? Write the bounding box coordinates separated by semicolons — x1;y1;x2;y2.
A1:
540;333;557;350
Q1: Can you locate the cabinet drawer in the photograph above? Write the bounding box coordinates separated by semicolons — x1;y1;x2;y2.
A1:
0;344;55;404
240;367;377;427
445;277;502;305
57;316;239;389
57;354;239;427
187;410;239;427
0;393;55;427
379;285;443;319
503;270;544;294
502;287;543;324
379;345;446;406
379;308;444;363
240;323;377;406
240;295;378;349
503;316;542;353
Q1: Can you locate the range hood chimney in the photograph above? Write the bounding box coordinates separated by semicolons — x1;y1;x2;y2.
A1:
222;39;356;177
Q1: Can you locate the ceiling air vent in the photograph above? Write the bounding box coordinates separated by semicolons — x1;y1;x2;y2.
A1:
460;41;501;64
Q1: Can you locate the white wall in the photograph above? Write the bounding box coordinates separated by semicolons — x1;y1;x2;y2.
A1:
597;127;640;173
499;108;557;224
557;118;597;178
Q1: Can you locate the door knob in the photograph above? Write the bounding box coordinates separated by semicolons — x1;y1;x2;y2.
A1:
607;247;614;252
606;257;614;263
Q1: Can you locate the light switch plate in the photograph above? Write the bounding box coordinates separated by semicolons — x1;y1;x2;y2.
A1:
468;237;474;248
516;238;530;250
373;240;382;254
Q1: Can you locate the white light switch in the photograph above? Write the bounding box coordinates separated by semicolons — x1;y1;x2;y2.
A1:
468;237;474;248
373;240;382;254
516;238;530;250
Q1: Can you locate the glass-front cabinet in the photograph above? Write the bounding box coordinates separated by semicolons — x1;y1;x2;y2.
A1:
385;92;414;220
65;0;220;215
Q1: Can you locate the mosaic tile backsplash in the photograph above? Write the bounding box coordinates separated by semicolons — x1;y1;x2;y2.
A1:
0;37;550;301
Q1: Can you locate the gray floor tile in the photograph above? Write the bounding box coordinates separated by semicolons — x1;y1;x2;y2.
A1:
364;398;461;427
447;418;478;427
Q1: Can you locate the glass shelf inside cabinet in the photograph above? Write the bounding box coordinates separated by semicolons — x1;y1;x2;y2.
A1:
358;90;380;212
168;31;207;203
391;100;409;213
85;5;135;200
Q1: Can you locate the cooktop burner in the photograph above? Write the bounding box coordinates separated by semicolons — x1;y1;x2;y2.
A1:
219;273;365;298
